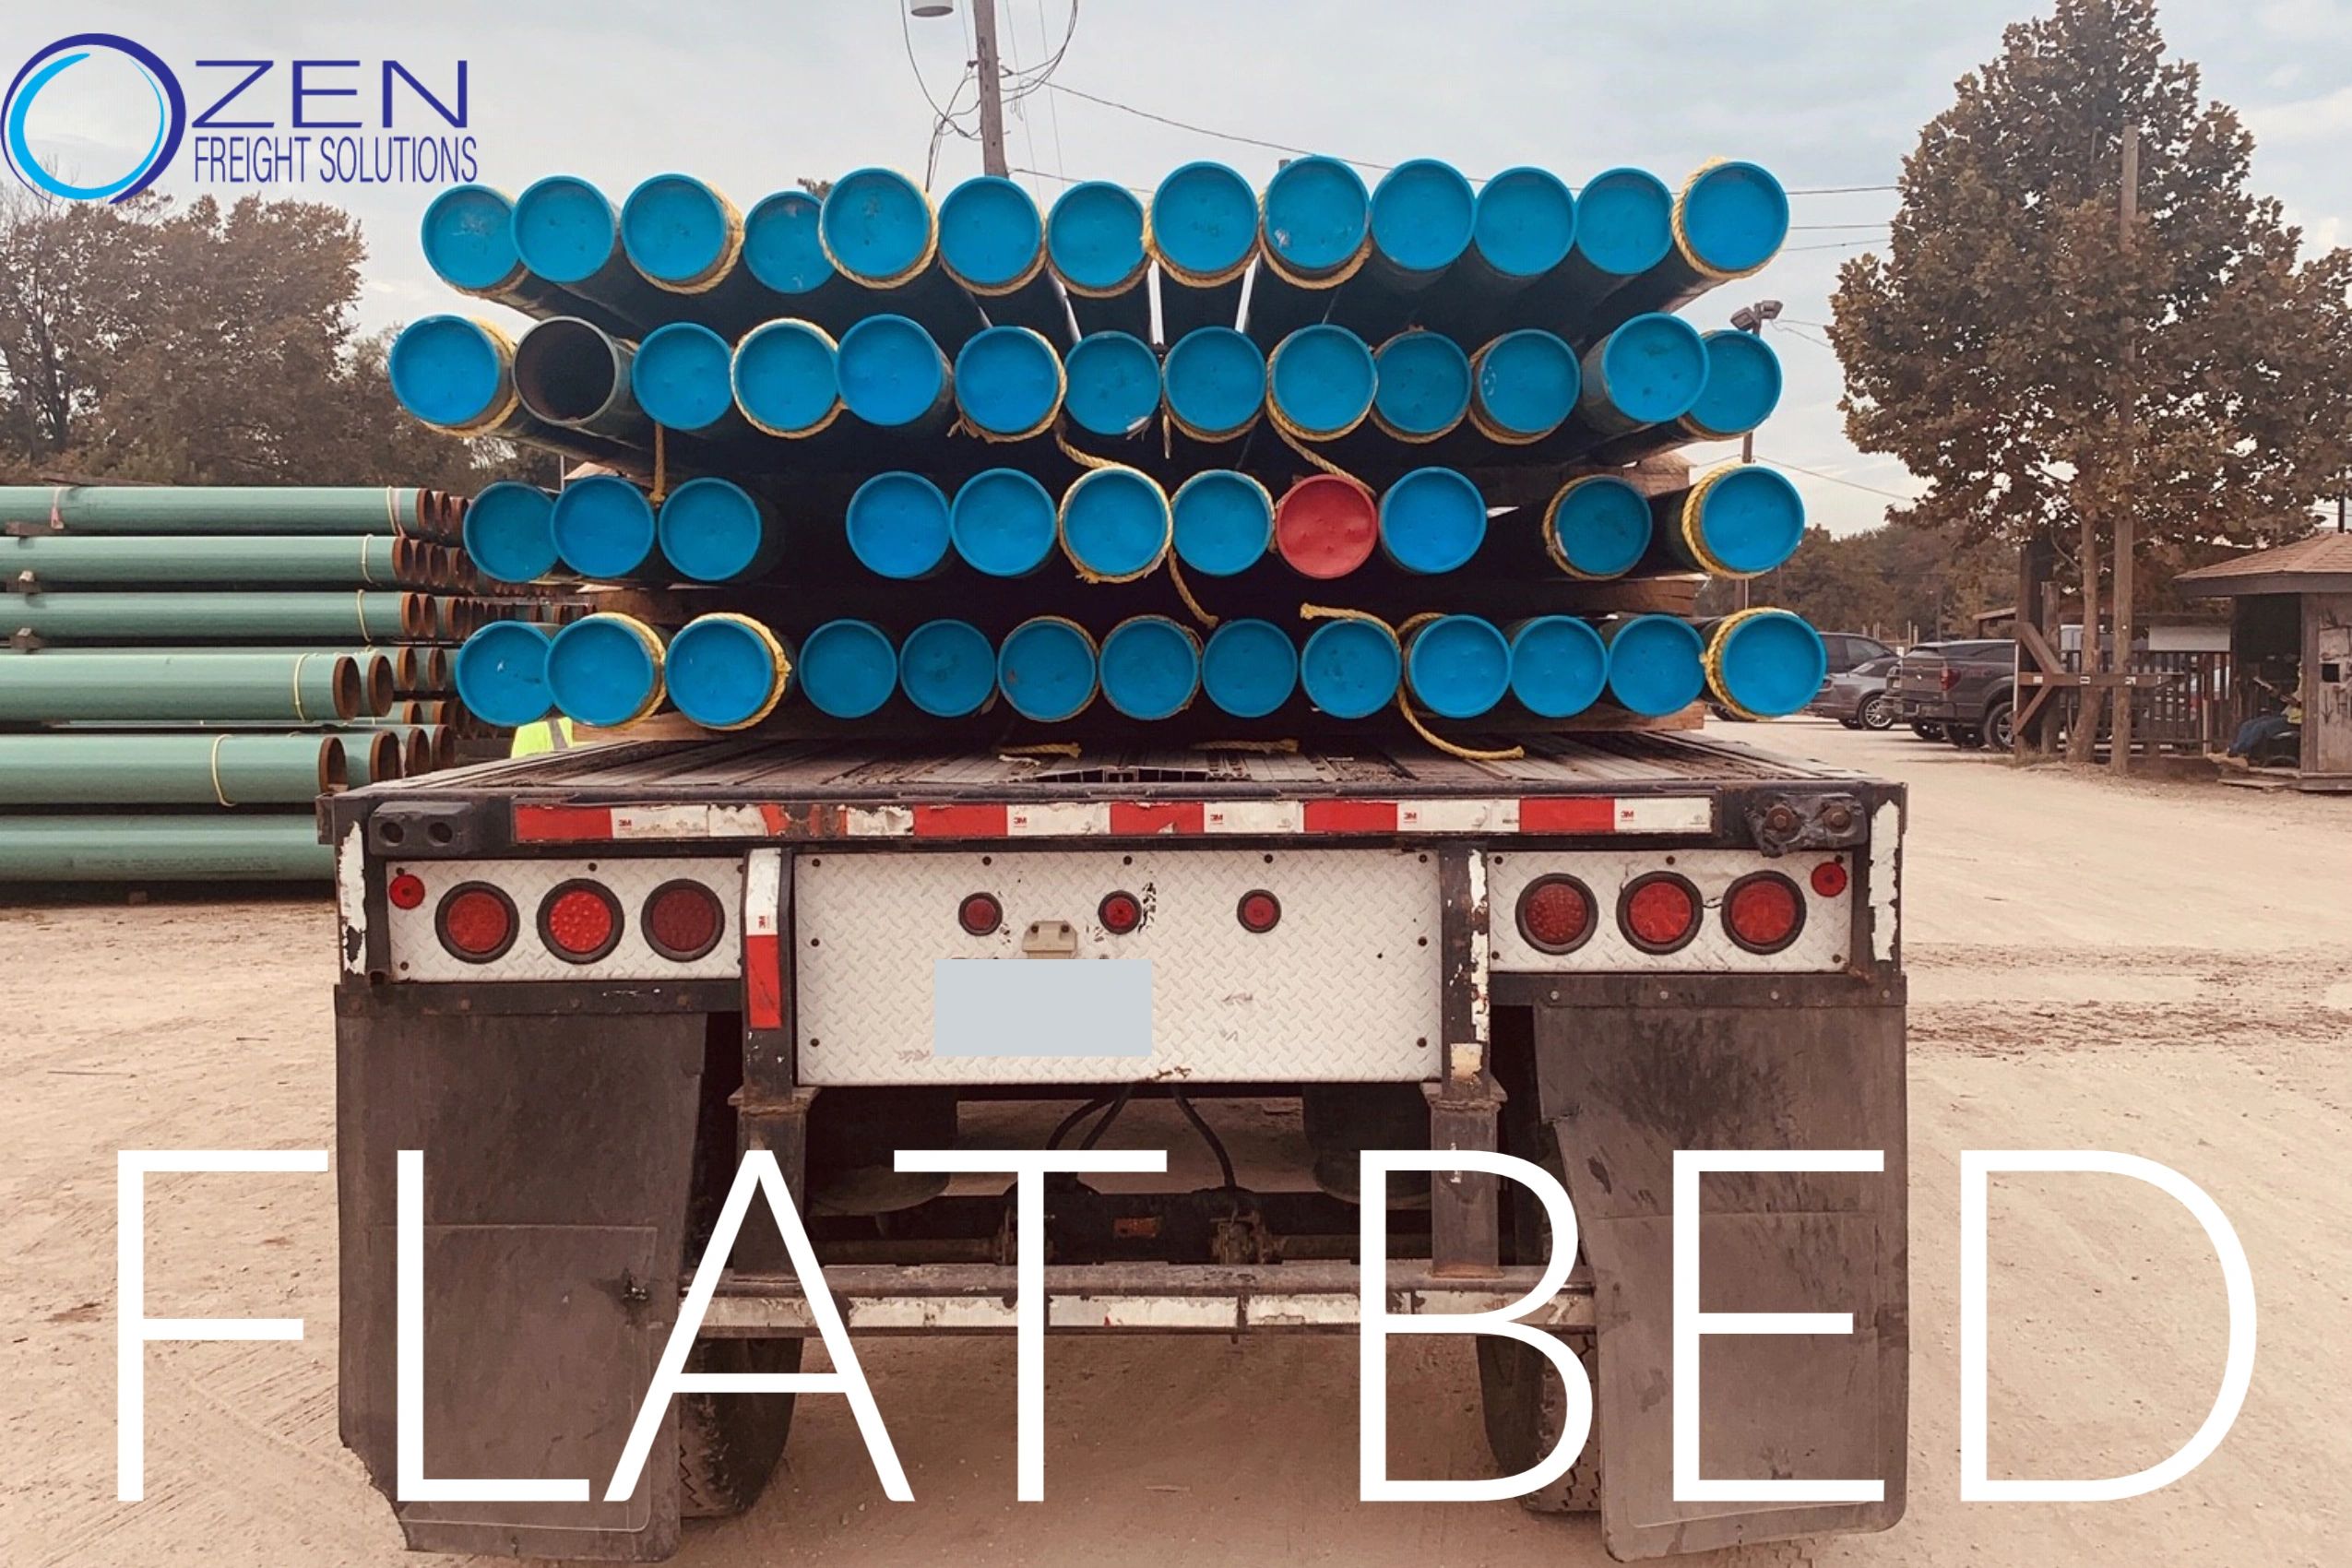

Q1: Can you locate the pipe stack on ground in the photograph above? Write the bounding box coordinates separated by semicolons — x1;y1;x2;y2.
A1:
400;156;1823;748
0;485;576;883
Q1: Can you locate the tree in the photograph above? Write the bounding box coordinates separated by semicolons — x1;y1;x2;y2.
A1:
1830;0;2352;757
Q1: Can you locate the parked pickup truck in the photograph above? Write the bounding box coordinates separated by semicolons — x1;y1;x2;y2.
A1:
1894;638;2017;748
324;731;1908;1562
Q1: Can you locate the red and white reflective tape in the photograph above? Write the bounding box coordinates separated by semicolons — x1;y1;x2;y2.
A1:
516;794;1714;844
741;847;784;1030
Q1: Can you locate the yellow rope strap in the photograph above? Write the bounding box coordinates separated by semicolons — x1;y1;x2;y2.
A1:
1678;465;1746;576
1191;736;1299;754
598;612;671;723
1256;184;1372;290
1269;419;1363;482
457;318;523;434
1001;741;1083;758
814;174;939;289
650;424;669;504
1299;604;1524;763
1053;425;1121;471
649;188;746;295
1150;231;1258;291
1669;157;1776;281
208;734;232;807
291;654;317;721
701;612;793;731
1699;605;1783;722
1055;466;1169;586
946;243;1048;297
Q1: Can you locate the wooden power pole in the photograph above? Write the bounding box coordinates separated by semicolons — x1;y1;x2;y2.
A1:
2110;124;2140;775
972;0;1011;178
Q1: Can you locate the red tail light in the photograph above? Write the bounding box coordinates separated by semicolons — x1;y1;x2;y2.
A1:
387;871;426;910
1516;874;1596;954
1939;667;1960;691
436;882;517;962
1236;889;1282;933
539;879;623;963
1811;860;1849;898
1723;872;1805;954
644;879;726;961
1618;873;1700;954
1098;890;1143;934
958;891;1003;936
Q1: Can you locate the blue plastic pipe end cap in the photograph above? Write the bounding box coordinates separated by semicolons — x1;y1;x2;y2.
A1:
742;189;835;294
1060;468;1169;580
1606;615;1706;717
666;616;783;730
997;619;1098;722
1407;615;1512;719
1201;619;1300;719
820;168;933;284
1149;161;1256;279
1508;616;1609;719
1477;329;1580;438
622;173;732;285
546;616;661;727
938;174;1044;290
1046;180;1146;291
1379;467;1487;576
549;476;658;580
1572;168;1675;278
1269;325;1376;439
1471;167;1576;279
1170;470;1273;577
461;481;557;585
836;314;945;428
658;478;774;584
387;315;505;430
453;621;554;727
1162;327;1265;440
1694;466;1806;576
1099;616;1202;721
1679;161;1789;276
1300;619;1401;720
1549;477;1654;579
899;619;998;719
512;175;619;285
1594;314;1709;427
1260;155;1370;274
732;320;839;436
800;620;898;719
951;468;1058;577
845;471;952;580
633;322;735;434
1371;159;1475;276
420;184;519;291
954;326;1062;436
1716;611;1828;719
1063;331;1160;437
1372;331;1471;439
1687;329;1784;437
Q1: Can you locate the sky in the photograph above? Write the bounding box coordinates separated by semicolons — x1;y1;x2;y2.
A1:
9;0;2350;535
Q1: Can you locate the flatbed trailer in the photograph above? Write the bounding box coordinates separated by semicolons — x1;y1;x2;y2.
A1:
325;730;1908;1562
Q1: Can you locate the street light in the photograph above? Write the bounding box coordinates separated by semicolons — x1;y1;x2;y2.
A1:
909;1;956;18
1729;299;1782;333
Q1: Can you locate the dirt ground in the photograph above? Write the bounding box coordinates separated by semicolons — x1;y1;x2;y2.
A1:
3;720;2346;1567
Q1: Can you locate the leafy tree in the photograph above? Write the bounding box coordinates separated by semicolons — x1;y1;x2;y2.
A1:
1830;0;2352;751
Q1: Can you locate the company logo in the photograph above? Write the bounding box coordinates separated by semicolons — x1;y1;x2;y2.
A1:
3;32;186;202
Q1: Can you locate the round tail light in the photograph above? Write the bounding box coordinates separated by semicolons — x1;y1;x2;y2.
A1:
1810;860;1849;898
435;882;517;962
387;871;426;910
644;879;726;961
958;891;1003;936
1237;889;1282;933
1515;874;1596;954
1723;872;1805;954
539;879;623;963
1618;872;1700;954
1098;890;1143;934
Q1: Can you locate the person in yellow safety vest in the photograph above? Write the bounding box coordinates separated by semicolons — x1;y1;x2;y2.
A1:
509;716;577;756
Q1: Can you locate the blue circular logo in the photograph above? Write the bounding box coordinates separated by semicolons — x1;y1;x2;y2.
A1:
4;34;185;202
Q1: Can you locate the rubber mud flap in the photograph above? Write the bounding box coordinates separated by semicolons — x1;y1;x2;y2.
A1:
1530;974;1907;1560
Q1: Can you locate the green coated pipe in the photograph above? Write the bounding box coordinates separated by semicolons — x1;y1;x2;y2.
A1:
0;814;334;881
0;650;367;720
0;733;345;804
0;485;425;535
3;534;410;588
343;730;402;784
6;591;422;643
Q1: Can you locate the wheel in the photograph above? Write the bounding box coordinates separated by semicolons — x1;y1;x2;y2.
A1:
1982;700;2014;751
678;1338;801;1518
1910;720;1943;741
1477;1329;1602;1513
1838;718;1862;731
1859;694;1896;731
1946;725;1982;749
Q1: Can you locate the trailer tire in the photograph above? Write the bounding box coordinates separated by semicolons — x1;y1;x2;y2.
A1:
678;1338;801;1519
1475;1329;1602;1513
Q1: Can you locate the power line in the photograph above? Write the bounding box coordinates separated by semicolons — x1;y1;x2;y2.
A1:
1032;0;1069;185
1762;456;1919;503
1783;239;1882;253
1006;0;1079;102
1786;184;1898;195
1039;81;1386;171
1789;222;1889;231
898;2;978;136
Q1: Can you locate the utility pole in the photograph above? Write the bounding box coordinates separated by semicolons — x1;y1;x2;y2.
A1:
2109;124;2139;775
1729;301;1780;615
971;0;1010;178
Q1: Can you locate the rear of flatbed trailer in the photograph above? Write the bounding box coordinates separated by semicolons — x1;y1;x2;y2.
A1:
327;731;1908;1562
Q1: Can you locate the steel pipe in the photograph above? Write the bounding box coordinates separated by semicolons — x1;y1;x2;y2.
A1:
0;732;346;804
0;485;423;535
0;814;336;881
3;533;410;588
420;184;641;339
937;175;1075;349
512;317;649;445
0;650;368;719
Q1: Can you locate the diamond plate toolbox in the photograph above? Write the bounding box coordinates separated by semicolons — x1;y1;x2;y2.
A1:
793;847;1443;1086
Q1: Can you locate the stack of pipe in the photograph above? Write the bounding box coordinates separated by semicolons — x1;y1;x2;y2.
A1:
399;158;1825;747
0;485;576;882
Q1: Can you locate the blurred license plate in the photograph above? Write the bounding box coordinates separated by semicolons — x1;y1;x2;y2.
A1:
932;959;1154;1058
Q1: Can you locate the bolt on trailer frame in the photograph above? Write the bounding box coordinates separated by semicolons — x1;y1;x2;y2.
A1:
325;731;1908;1562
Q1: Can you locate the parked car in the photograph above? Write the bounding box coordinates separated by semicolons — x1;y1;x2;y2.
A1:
1894;638;2018;748
1821;631;1896;674
1808;654;1901;729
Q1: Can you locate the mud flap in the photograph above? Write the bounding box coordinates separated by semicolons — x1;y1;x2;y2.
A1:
338;1005;708;1562
1530;973;1907;1561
